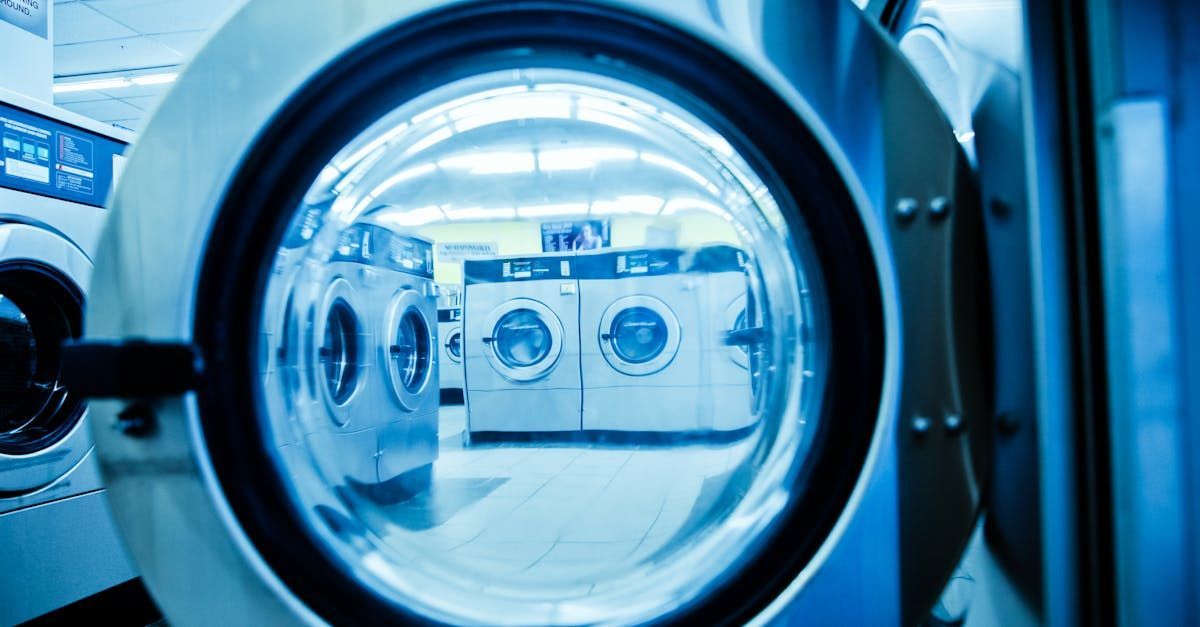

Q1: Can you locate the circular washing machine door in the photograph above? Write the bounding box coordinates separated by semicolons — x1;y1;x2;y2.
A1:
384;289;435;409
68;1;993;625
315;278;367;425
599;295;680;376
482;300;564;382
444;326;462;364
0;224;92;495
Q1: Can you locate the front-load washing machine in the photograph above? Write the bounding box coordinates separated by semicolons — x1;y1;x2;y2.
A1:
306;224;378;490
435;282;464;394
365;223;439;497
577;247;706;432
693;244;760;432
64;2;999;625
0;90;136;625
462;253;581;435
438;306;464;392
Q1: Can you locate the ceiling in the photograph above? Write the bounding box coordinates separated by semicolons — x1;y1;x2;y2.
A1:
52;0;246;132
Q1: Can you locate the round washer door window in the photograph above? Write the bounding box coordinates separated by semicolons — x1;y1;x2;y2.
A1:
609;307;669;364
445;327;462;363
600;296;681;376
482;300;563;382
315;278;365;423
385;289;434;410
120;4;903;626
0;264;85;459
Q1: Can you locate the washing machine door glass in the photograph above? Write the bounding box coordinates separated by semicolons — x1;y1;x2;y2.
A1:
609;306;669;364
0;268;84;455
494;308;553;368
446;329;462;362
128;5;894;625
321;298;359;405
392;307;431;393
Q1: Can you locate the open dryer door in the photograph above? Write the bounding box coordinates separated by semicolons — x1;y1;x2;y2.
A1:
64;1;991;624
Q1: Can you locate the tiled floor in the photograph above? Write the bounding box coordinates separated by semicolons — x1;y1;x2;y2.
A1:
363;405;756;592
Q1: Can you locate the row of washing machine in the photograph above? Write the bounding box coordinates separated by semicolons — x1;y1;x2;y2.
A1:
261;218;440;499
455;244;760;437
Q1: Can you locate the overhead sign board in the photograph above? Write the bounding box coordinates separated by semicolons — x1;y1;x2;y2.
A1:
436;241;499;262
1;0;48;39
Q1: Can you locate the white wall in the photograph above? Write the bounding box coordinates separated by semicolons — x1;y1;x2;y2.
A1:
0;0;52;101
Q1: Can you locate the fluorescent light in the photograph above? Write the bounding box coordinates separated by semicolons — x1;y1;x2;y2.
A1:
438;151;534;175
444;207;517;221
335;121;410;171
366;163;437;200
640;153;712;189
591;195;664;215
538;147;637;171
131;73;178;86
53;72;178;94
516;202;589;218
53;78;131;93
373;205;445;226
662;198;728;217
447;94;572;130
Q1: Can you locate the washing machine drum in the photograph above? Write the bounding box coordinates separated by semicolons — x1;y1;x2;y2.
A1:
610;307;667;363
600;296;681;375
0;264;84;457
71;1;991;625
0;224;95;496
494;310;551;367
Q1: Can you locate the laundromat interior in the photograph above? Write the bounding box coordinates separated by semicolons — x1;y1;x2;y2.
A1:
2;1;1200;626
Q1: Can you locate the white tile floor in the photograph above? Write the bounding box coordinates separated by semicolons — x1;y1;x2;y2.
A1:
363;405;756;592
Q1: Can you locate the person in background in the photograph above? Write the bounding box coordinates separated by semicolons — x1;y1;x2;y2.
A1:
572;223;603;250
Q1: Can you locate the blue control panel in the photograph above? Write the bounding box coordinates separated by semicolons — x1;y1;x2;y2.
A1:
330;223;435;278
0;102;127;208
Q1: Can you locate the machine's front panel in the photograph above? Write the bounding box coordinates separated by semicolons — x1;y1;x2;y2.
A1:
66;1;1006;625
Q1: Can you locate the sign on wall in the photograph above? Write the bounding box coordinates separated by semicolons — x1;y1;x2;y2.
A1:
1;0;48;39
541;220;610;252
436;241;499;262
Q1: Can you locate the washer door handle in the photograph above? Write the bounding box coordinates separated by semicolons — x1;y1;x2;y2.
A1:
723;326;769;346
61;340;203;398
481;336;495;344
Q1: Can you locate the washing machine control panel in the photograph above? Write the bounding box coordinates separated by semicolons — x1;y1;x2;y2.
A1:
463;255;574;283
0;101;128;208
329;223;433;278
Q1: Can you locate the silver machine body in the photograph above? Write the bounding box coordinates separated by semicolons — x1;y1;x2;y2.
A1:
0;88;136;625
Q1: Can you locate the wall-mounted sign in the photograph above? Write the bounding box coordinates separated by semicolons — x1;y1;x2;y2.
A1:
436;241;499;262
541;219;610;252
1;0;48;39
